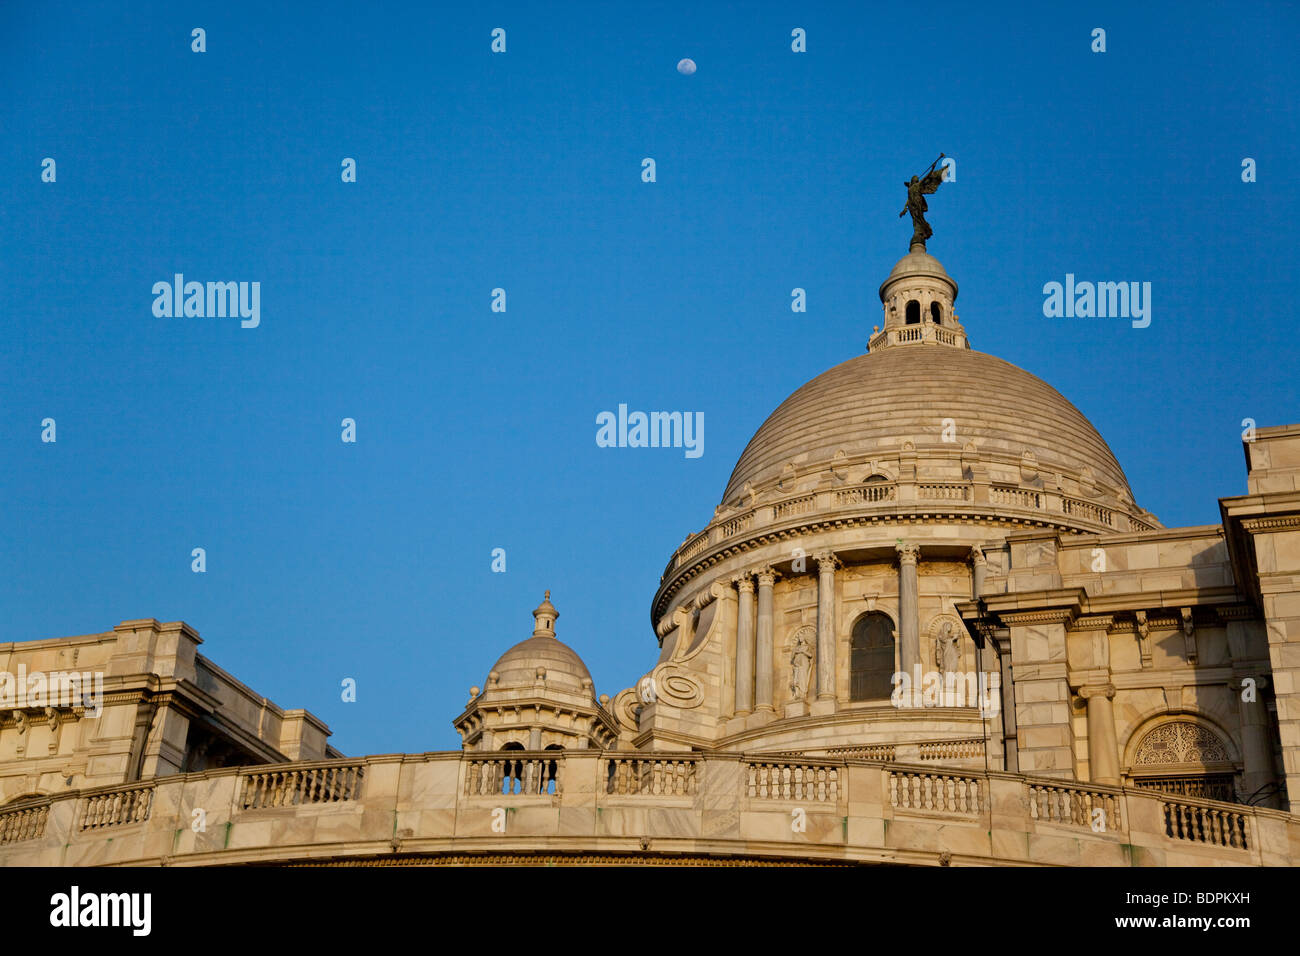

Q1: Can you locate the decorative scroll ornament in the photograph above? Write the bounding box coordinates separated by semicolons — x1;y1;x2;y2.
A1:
648;665;705;709
611;687;643;733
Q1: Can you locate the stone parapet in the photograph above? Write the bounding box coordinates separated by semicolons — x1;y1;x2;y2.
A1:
1;750;1291;866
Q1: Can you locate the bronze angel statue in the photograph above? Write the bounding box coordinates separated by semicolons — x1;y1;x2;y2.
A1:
899;154;946;249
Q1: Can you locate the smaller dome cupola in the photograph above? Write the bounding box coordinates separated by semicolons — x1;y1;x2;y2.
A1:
872;248;969;352
453;590;619;754
532;590;558;637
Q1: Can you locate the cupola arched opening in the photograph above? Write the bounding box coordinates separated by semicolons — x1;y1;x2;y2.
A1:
905;300;920;325
930;302;942;324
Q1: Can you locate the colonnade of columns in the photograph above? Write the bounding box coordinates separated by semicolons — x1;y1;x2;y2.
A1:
731;542;979;711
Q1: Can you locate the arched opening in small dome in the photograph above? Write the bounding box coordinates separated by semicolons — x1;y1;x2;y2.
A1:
850;612;895;701
544;744;563;794
498;740;526;795
905;300;920;325
931;302;942;325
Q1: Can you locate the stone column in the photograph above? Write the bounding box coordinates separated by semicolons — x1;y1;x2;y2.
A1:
997;642;1019;773
815;552;838;700
1236;672;1278;806
897;542;921;678
1079;684;1120;785
755;569;777;713
971;547;998;678
734;574;755;715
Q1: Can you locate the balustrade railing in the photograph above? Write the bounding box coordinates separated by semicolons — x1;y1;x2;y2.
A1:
918;483;970;501
464;754;562;797
0;801;49;844
825;744;897;761
918;739;984;761
889;771;982;814
80;785;153;830
836;483;896;505
679;531;711;563
1162;799;1249;850
604;756;698;796
772;494;817;521
746;760;840;803
1063;497;1113;527
990;485;1042;509
240;763;365;809
1027;783;1121;829
719;513;753;538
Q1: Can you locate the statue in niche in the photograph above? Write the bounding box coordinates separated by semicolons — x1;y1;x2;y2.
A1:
934;621;960;674
789;628;814;700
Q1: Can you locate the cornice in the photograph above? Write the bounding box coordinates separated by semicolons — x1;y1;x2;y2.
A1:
1241;515;1300;533
998;608;1076;627
653;510;1112;621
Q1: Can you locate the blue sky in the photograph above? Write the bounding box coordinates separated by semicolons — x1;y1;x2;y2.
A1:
2;1;1297;755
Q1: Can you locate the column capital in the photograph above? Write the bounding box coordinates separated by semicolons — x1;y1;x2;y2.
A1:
733;572;754;592
970;546;986;568
814;551;838;573
896;541;921;565
1077;683;1116;701
756;567;779;587
1229;668;1270;688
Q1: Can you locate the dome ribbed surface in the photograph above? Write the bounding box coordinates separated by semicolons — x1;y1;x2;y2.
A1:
883;249;953;285
722;347;1133;504
488;636;593;693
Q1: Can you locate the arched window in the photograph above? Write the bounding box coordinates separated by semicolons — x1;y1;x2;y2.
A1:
930;302;942;325
498;741;526;794
905;300;920;325
1128;720;1240;803
850;612;895;701
544;744;563;795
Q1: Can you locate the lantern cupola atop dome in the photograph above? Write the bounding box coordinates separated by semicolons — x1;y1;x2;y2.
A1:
871;246;969;352
532;589;558;637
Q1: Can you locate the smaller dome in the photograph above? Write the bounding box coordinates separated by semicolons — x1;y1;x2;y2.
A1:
482;592;594;699
880;248;957;300
488;636;594;695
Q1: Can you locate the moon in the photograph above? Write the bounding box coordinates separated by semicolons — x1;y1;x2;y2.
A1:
676;58;697;75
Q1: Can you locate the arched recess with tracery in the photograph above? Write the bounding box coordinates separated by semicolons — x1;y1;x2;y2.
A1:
1124;717;1241;803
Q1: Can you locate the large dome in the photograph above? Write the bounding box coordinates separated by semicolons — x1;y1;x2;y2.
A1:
723;346;1135;506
